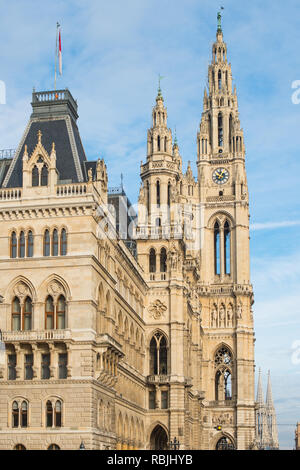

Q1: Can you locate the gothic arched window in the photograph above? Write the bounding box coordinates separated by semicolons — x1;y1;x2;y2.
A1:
46;401;53;427
57;295;66;329
224;221;231;274
41;165;48;186
52;229;58;256
167;182;171;207
24;297;32;331
32;166;39;187
48;444;60;450
45;296;54;330
12;401;28;428
214;222;220;275
149;332;168;375
19;231;25;258
218;113;223;147
214;346;233;401
43;230;50;256
157;135;161;151
11;231;17;258
12;297;21;331
60;229;67;256
218;70;222;90
160;248;167;273
12;401;19;427
149;249;156;273
27;231;34;257
46;400;62;428
156;180;160;207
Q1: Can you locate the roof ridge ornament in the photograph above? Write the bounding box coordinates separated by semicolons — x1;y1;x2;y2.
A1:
217;6;224;33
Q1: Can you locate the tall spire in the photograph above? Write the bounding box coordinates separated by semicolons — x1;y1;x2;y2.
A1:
256;368;264;405
266;370;274;408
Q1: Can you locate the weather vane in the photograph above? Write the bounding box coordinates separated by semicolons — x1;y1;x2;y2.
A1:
158;74;165;93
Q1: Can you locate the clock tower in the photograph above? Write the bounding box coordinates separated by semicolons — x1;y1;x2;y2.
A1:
196;12;256;449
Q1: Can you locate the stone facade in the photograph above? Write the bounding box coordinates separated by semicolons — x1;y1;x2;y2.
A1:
0;18;256;450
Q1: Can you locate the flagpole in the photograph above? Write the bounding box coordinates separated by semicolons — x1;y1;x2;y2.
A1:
55;22;60;91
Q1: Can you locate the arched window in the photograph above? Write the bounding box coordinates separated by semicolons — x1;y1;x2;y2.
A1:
45;399;63;427
45;296;54;330
167;182;171;207
46;401;53;427
27;231;33;257
14;444;26;450
149;332;168;375
48;444;60;450
157;135;161;151
218;70;222;90
218;113;223;147
43;230;50;257
19;231;25;258
55;400;62;427
156;181;160;207
214;346;233;401
41;165;48;186
216;436;235;450
12;401;28;428
21;401;28;427
214;222;220;275
11;232;17;258
160;248;167;273
57;296;66;329
12;297;21;331
164;137;167;152
24;297;32;331
32;166;39;186
224;221;231;274
12;401;19;427
52;229;58;256
149;249;156;273
60;229;67;256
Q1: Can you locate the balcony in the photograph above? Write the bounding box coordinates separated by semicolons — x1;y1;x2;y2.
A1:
2;329;72;342
147;374;170;384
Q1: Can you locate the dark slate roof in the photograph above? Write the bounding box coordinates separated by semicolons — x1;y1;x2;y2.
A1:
2;89;88;188
0;159;12;186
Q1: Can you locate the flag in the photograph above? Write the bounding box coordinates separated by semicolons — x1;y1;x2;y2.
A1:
58;28;62;75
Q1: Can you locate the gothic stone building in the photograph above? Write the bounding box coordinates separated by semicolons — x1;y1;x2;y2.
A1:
0;22;256;450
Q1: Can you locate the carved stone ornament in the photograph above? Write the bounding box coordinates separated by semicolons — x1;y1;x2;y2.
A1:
47;281;64;299
148;299;167;320
212;412;233;425
13;282;30;300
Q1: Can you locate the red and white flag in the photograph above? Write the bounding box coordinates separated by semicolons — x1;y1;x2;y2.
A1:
58;28;62;75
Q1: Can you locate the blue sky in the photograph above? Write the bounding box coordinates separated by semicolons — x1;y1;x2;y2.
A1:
0;0;300;449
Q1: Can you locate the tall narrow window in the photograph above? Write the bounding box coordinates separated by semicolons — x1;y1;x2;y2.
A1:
58;353;68;379
150;337;158;375
149;390;156;409
8;354;17;380
149;333;168;375
146;181;150;215
208;115;212;147
160;248;167;273
156;181;160;207
229;114;233;152
60;229;67;256
24;354;33;380
12;401;19;427
45;296;54;330
21;401;28;427
46;401;53;427
32;166;39;186
167;182;171;207
164;137;167;152
149;249;156;273
11;232;17;258
214;222;220;275
12;297;21;331
41;354;50;380
24;297;32;331
27;231;33;257
19;231;25;258
41;165;48;186
57;295;66;329
161;391;169;409
55;401;62;427
43;230;50;256
224;221;231;275
218;113;223;147
157;135;160;151
218;70;222;90
52;229;58;256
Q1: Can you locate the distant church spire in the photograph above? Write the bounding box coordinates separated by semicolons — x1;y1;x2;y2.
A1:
254;369;279;449
256;368;264;405
266;370;274;408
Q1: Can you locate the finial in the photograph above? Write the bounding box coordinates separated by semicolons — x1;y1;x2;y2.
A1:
37;130;42;144
157;74;165;98
174;126;178;146
120;173;124;190
217;6;224;33
52;142;56;152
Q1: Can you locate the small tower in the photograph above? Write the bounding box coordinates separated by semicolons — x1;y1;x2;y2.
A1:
255;369;279;449
265;371;279;449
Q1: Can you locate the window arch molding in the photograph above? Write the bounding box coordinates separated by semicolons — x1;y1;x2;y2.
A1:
213;344;234;402
38;275;71;302
43;396;64;428
148;329;169;376
10;397;29;428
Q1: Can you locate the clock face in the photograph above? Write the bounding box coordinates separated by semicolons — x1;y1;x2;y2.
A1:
212;168;229;185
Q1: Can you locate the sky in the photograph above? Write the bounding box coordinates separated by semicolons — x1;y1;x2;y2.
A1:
0;0;299;449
